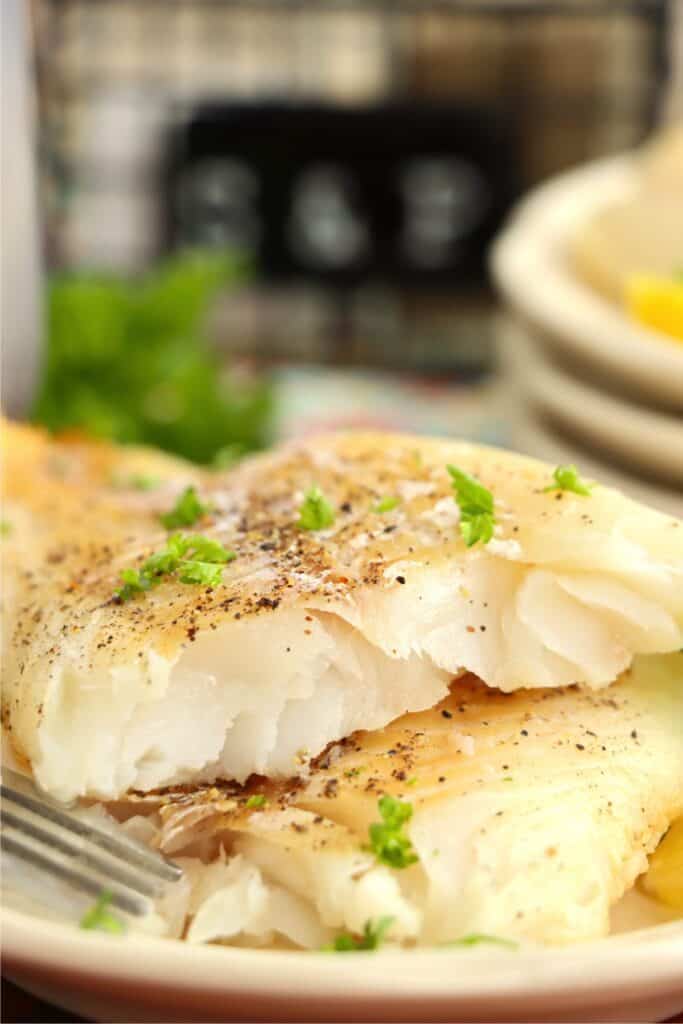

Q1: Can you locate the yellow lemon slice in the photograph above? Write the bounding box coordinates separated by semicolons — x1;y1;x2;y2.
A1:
626;275;683;342
641;817;683;911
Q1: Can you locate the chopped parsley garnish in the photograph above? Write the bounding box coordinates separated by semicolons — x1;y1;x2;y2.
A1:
441;933;518;950
0;519;12;537
447;465;495;548
245;794;267;810
211;443;245;470
373;496;400;514
115;532;235;601
297;486;335;531
366;795;418;870
160;486;212;529
325;916;394;952
543;464;593;497
80;890;125;935
112;473;160;492
177;560;224;587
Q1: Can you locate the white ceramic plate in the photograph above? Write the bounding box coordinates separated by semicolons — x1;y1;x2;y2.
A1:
3;905;683;1023
504;326;683;489
491;156;683;411
507;400;683;518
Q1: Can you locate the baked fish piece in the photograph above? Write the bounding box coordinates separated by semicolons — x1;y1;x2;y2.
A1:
150;655;683;948
2;422;682;800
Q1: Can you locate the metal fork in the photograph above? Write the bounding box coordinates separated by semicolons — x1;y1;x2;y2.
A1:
1;767;182;916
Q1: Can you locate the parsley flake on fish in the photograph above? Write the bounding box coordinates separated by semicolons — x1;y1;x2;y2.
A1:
441;933;518;950
111;473;160;492
177;561;225;587
80;890;125;935
447;465;495;547
115;532;235;601
366;795;418;869
325;916;394;952
543;464;593;497
373;496;400;514
245;794;268;809
160;486;212;529
297;486;335;531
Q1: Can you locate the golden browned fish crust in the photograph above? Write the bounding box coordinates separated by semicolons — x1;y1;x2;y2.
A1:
144;658;683;945
4;421;682;661
2;420;682;797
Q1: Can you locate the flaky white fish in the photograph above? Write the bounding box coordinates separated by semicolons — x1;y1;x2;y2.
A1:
150;655;683;947
2;421;682;800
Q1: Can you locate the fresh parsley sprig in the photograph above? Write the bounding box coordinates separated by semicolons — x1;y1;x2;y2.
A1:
297;486;335;531
160;486;212;529
325;916;395;952
543;465;592;497
366;795;418;870
245;794;268;810
80;890;125;935
115;532;235;601
372;496;400;514
447;465;495;547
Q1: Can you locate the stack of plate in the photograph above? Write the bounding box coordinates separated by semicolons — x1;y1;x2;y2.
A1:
491;152;683;517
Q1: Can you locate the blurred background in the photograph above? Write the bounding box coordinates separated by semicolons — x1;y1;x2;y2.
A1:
2;0;682;508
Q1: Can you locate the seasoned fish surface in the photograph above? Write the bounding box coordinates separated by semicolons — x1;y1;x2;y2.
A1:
153;656;683;946
2;421;682;799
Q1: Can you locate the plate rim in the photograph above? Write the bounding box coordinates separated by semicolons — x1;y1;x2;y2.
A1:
505;328;683;487
3;905;683;1003
490;154;683;410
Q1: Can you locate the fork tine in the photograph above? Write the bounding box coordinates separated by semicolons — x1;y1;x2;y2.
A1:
1;806;163;899
1;772;181;883
1;830;150;916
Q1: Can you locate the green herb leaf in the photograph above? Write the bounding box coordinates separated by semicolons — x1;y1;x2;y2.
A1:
160;486;212;529
245;794;268;810
543;464;593;497
0;519;12;537
114;567;151;602
372;496;400;514
112;473;160;492
115;532;235;601
441;933;518;950
182;534;235;564
177;561;224;587
297;486;335;531
447;466;495;548
366;795;418;870
325;916;395;952
32;253;273;466
80;890;125;935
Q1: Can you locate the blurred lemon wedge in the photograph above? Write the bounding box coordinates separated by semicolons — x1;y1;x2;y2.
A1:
640;817;683;911
626;275;683;342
